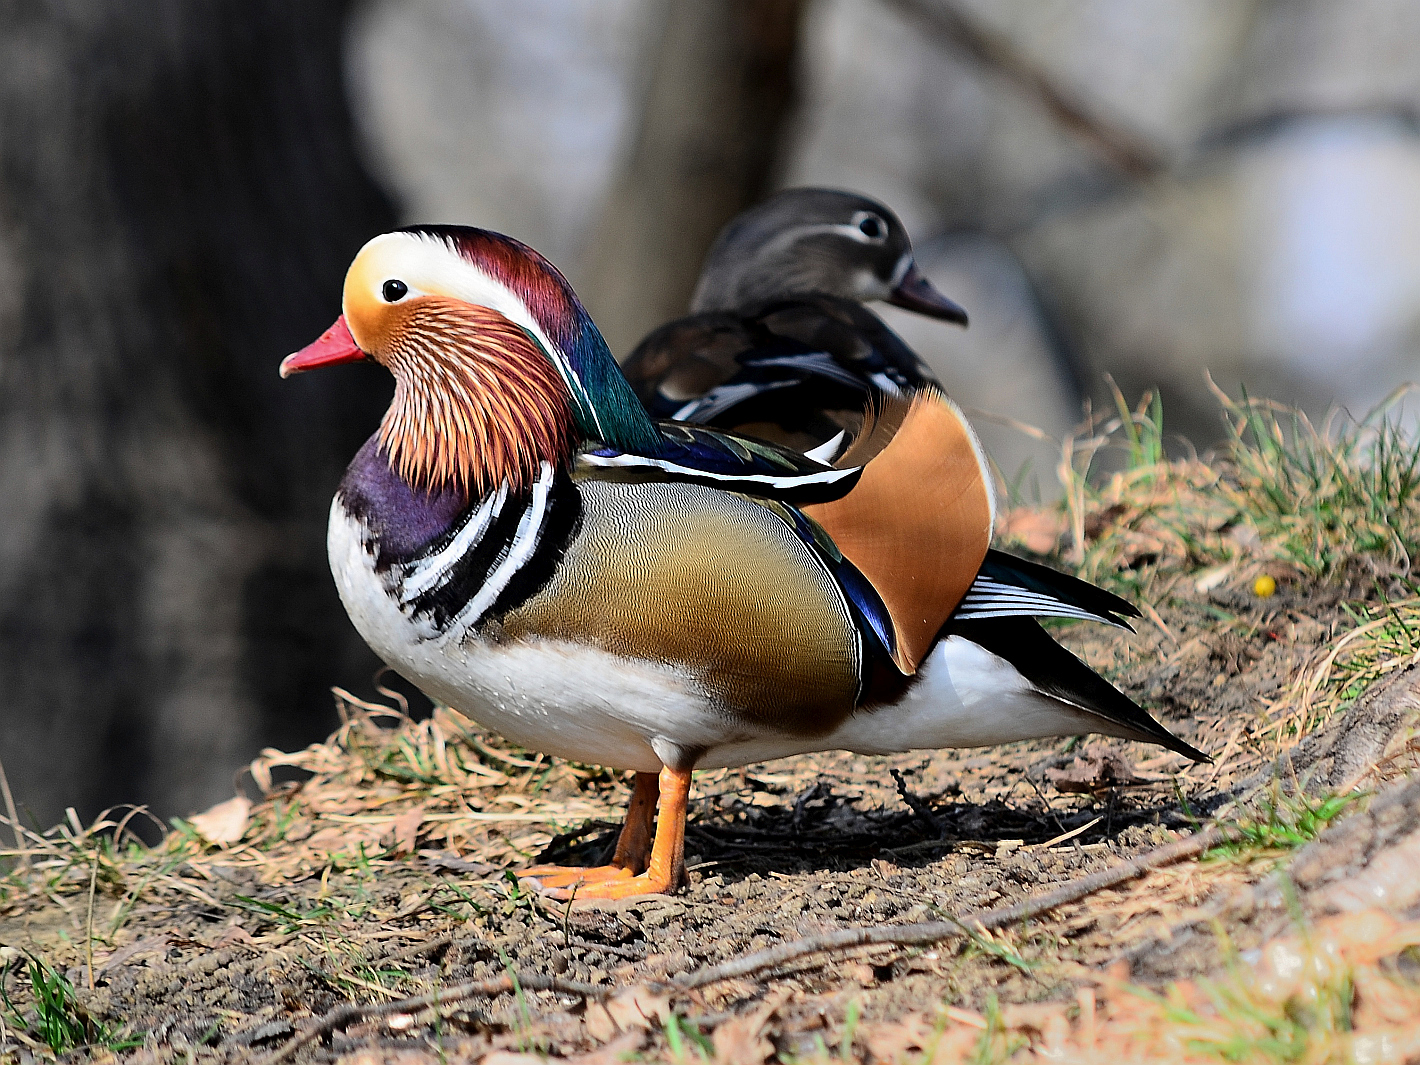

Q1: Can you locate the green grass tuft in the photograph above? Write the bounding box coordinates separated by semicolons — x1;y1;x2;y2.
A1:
1220;384;1420;576
1205;788;1361;863
1;953;139;1054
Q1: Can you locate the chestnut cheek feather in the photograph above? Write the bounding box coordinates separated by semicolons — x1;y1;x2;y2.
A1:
375;298;576;499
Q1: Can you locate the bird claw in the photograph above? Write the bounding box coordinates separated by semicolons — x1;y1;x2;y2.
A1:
517;864;635;892
557;869;675;899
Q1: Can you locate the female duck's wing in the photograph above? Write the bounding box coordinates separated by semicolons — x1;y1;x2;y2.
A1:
621;297;937;443
953;550;1142;628
803;388;994;675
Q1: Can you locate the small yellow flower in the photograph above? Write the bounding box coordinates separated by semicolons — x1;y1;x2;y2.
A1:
1253;574;1277;598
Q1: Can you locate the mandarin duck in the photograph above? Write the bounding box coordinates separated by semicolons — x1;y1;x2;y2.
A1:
281;225;1206;899
622;188;968;452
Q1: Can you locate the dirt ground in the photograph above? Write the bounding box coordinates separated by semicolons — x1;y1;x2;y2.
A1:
3;549;1420;1062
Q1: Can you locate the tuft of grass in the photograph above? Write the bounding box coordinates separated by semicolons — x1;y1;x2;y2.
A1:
956;923;1036;975
1205;787;1362;864
1021;381;1420;598
1265;596;1420;741
231;893;335;933
1;953;139;1055
664;1011;715;1063
1119;966;1352;1064
1220;384;1420;577
968;996;1026;1065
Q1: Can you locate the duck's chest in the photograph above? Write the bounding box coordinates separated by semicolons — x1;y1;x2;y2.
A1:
328;444;863;743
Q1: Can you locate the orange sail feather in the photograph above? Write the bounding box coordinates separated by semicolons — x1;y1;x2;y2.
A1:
804;389;994;673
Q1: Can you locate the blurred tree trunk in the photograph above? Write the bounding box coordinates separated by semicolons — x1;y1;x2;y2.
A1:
0;0;395;827
580;0;806;357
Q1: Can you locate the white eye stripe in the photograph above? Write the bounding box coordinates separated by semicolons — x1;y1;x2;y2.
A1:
353;232;604;439
889;253;913;286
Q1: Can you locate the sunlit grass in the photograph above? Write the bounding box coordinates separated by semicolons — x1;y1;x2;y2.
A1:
1204;787;1362;864
1027;381;1420;597
1265;597;1420;743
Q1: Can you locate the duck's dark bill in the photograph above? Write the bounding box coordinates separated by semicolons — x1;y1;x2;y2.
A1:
887;264;969;326
280;315;367;377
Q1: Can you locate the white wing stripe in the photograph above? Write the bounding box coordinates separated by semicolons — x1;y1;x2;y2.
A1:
955;577;1126;627
581;452;859;489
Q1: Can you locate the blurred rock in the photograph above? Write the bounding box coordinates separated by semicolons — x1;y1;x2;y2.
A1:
1236;0;1420;119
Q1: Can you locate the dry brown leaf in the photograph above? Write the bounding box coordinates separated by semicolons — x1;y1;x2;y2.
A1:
389;806;425;856
478;1053;543;1065
568;1031;646;1064
212;925;256;949
711;1017;774;1065
583;1001;618;1043
603;986;670;1031
711;989;791;1065
188;795;251;846
864;1011;935;1062
999;1002;1069;1049
997;507;1066;554
95;935;171;973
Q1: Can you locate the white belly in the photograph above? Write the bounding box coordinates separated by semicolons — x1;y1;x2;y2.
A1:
328;502;1097;772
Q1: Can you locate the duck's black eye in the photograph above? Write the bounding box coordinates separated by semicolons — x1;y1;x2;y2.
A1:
382;279;408;302
858;214;885;239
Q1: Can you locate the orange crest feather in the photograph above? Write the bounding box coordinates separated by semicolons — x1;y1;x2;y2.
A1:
804;389;994;674
376;298;575;497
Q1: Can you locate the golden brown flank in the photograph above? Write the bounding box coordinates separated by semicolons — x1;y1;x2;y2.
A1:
804;389;993;673
502;478;862;735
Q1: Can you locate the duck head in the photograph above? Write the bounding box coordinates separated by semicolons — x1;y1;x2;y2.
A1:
281;226;660;498
689;188;969;325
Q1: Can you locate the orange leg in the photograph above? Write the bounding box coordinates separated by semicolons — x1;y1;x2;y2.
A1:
518;771;659;890
556;765;691;900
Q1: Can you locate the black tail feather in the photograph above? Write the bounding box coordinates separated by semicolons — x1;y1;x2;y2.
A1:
945;615;1209;763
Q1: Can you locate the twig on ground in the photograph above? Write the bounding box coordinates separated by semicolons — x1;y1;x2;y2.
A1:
673;824;1224;990
259;824;1225;1062
260;971;607;1065
891;769;945;838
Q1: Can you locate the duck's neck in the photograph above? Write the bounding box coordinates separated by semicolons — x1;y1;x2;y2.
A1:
339;435;471;567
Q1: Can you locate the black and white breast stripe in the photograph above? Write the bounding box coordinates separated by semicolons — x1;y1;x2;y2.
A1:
391;462;582;639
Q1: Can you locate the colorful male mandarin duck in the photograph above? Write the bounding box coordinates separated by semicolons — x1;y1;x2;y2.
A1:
282;225;1206;899
622;188;967;451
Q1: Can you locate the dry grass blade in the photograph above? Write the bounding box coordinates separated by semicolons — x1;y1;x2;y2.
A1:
163;689;629;881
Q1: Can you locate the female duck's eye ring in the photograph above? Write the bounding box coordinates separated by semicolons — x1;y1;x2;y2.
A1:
382;279;409;302
851;211;887;241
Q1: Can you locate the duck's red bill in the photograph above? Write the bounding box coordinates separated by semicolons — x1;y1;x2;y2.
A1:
279;315;367;378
